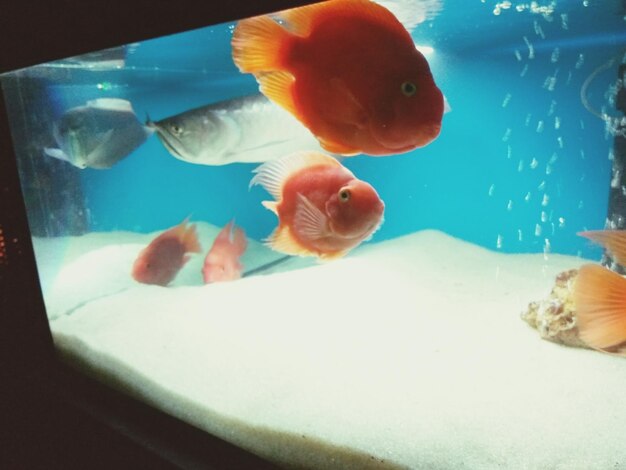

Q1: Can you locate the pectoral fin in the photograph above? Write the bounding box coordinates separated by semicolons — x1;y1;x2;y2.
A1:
294;193;329;240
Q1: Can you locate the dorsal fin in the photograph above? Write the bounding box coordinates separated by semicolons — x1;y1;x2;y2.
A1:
279;0;404;38
250;151;346;200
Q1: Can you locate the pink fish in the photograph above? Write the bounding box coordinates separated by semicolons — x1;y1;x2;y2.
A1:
132;218;201;286
202;220;248;284
250;151;384;259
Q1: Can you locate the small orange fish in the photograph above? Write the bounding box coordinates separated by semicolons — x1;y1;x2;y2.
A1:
574;230;626;354
132;218;201;286
202;220;248;284
232;0;444;156
250;151;384;259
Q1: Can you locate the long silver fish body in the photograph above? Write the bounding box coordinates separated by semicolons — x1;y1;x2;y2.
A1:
147;94;325;166
44;98;152;169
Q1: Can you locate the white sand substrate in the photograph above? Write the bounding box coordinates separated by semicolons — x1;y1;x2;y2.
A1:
34;225;626;469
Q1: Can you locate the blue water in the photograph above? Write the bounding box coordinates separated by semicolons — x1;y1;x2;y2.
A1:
11;0;626;259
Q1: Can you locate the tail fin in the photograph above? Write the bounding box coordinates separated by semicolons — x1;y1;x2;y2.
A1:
574;264;626;351
579;230;626;266
231;15;290;73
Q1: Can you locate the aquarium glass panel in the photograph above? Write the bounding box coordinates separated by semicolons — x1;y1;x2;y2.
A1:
2;0;626;468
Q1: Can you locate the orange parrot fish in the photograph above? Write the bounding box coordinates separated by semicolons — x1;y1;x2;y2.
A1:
250;151;385;259
573;230;626;355
132;218;201;286
231;0;444;157
202;220;248;284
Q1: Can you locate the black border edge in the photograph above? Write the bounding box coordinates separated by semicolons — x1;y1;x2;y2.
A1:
0;1;316;468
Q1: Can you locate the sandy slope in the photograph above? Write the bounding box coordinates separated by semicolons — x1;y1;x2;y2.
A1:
39;228;626;469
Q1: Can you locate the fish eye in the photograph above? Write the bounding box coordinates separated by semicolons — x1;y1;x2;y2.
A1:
338;188;351;202
170;124;183;135
401;81;417;97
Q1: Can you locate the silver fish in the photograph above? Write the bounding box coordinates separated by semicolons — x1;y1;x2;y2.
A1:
44;98;152;169
147;94;324;166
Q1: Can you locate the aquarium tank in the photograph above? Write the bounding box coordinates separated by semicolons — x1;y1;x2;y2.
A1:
1;0;626;468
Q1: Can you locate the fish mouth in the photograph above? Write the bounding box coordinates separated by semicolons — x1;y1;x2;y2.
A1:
149;123;185;160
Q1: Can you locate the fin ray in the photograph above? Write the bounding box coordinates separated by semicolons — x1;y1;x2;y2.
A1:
294;193;329;239
232;16;289;73
579;230;626;266
264;225;313;257
256;71;298;118
574;264;626;350
250;151;346;199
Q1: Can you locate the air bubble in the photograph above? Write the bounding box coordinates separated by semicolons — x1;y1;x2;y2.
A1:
548;100;557;116
535;224;542;237
551;47;560;63
523;36;535;59
507;200;514;211
530;158;539;169
542;194;550;207
502;128;512;142
502;93;512;107
544;238;551;255
549;153;558;165
524;192;532;202
538;181;546;191
536;120;544;133
611;169;621;188
575;54;585;69
560;13;569;29
488;184;496;196
497;234;503;249
554;116;561;129
520;64;529;77
518;160;524;172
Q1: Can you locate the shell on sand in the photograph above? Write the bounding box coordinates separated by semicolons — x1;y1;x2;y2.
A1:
521;269;590;349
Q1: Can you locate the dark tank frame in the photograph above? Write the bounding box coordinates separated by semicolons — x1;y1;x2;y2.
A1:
0;2;314;468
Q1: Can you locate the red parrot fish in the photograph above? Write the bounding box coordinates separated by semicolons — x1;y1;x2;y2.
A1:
573;230;626;355
231;0;444;157
132;218;202;286
250;151;385;259
202;220;248;284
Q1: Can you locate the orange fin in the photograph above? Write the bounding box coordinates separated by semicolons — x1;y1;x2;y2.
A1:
261;200;279;214
279;0;404;38
256;71;298;118
319;249;350;261
265;225;314;257
231;15;290;73
579;230;626;266
318;136;361;156
574;264;626;351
